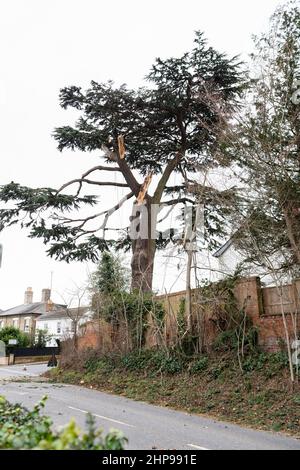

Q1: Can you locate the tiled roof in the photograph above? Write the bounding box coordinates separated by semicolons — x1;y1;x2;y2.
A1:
37;306;90;321
0;302;66;317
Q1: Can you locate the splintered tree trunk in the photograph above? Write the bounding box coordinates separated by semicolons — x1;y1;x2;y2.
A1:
131;238;156;293
130;198;156;293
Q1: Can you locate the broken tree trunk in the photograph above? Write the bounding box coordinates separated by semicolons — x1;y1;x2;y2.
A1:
130;196;156;293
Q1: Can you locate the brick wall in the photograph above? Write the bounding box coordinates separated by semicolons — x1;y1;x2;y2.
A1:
248;278;299;352
77;277;300;353
78;319;132;354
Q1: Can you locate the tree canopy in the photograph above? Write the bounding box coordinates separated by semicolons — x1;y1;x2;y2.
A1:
0;31;244;291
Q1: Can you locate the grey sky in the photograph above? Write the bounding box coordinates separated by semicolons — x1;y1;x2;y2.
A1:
0;0;284;309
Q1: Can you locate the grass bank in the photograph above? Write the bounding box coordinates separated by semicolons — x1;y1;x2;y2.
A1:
48;350;300;437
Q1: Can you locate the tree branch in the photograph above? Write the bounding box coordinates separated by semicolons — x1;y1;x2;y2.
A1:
82;165;121;176
161;197;195;206
153;151;184;203
61;191;134;235
56;165;123;196
57;178;129;195
115;137;141;196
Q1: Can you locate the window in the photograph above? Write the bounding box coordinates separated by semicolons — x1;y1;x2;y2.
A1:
24;318;30;333
13;318;19;328
0;320;3;330
44;323;48;331
57;322;61;334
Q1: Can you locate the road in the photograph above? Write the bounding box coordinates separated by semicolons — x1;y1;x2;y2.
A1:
0;364;299;450
0;363;48;379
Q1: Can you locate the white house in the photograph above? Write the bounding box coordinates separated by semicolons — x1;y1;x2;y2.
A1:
36;307;92;347
213;238;279;286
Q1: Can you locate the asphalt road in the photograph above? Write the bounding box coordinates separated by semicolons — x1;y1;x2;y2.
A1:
0;363;48;379
0;364;300;450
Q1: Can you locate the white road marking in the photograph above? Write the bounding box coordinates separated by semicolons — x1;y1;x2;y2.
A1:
68;405;135;428
187;443;210;450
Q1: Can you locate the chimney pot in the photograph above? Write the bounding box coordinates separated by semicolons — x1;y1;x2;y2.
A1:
41;288;51;303
24;287;33;305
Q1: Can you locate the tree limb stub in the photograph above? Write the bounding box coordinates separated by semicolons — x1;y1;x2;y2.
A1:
118;135;126;160
137;173;153;206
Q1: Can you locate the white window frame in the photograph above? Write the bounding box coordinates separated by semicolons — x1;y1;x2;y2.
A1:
24;317;30;333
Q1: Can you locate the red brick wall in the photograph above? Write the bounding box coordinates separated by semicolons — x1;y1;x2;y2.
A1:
77;278;299;354
237;277;299;352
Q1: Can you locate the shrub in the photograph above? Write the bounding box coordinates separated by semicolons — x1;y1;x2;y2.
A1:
119;350;185;375
160;355;183;374
213;326;258;354
0;326;30;348
121;350;154;371
190;357;209;374
0;395;127;450
34;329;51;348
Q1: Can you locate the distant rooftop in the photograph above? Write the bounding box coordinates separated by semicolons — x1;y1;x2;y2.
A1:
0;302;66;317
37;306;90;321
0;287;66;317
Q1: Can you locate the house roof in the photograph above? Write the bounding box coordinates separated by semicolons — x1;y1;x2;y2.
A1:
0;302;66;317
37;306;90;322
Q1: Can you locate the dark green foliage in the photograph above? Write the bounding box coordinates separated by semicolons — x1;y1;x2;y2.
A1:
242;352;289;377
34;329;50;348
91;252;165;348
91;251;128;295
120;350;185;375
55;34;243;174
213;326;258;353
81;349;188;375
106;291;165;348
0;326;30;348
68;348;291;380
190;356;209;373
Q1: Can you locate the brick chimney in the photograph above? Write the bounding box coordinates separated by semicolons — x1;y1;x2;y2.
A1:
24;287;33;305
41;288;51;303
46;299;54;312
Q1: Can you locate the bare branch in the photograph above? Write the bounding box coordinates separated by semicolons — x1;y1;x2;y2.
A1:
57;178;129;195
61;192;134;236
161;197;195;206
56;165;122;196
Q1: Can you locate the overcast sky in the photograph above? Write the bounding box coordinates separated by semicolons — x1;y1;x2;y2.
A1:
0;0;285;309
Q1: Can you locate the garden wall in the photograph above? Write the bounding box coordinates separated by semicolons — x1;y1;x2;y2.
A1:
77;277;300;353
